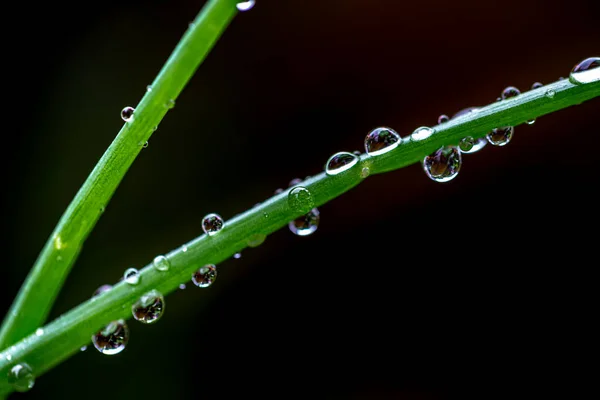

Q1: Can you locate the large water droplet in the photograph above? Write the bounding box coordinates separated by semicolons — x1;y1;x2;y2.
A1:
364;127;401;156
202;213;224;236
121;106;135;122
247;233;267;248
410;126;435;141
192;264;217;288
92;319;129;355
569;57;600;84
7;363;35;392
287;186;314;214
123;268;140;285
422;146;462;183
486;126;514;146
153;255;170;272
501;86;521;99
289;208;320;236
132;290;165;324
325;152;359;175
236;0;255;11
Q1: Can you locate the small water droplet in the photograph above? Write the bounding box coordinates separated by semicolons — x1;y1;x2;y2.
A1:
410;126;435;141
192;264;217;288
121;106;135;122
202;213;224;236
233;252;242;259
153;255;170;272
353;150;362;156
422;146;462;183
132;290;165;324
93;284;113;297
142;141;149;148
179;283;187;290
531;82;543;90
123;268;140;285
56;255;63;261
486;126;514;146
437;114;450;124
288;178;302;187
458;137;475;153
325;152;359;175
360;167;370;178
274;188;284;195
166;99;175;109
262;211;269;219
247;233;267;247
545;89;555;98
569;57;600;84
526;119;536;125
287;186;315;214
364;127;401;156
6;354;12;361
146;85;152;92
100;205;105;213
80;346;87;352
501;86;521;99
182;245;188;252
236;0;255;11
35;328;44;336
92;320;129;355
7;363;35;392
289;208;320;236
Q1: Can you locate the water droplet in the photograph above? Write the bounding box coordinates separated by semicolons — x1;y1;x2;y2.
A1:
451;107;487;154
360;167;371;178
92;320;129;355
123;268;140;285
526;119;536;125
288;178;302;187
501;86;521;99
422;146;462;183
531;82;543;90
7;363;35;392
100;205;105;213
452;107;479;119
353;150;362;156
93;284;113;297
437;114;450;124
146;85;152;92
458;137;475;152
182;244;188;252
236;0;255;11
121;106;135;122
247;233;267;247
325;152;359;175
132;290;165;324
486;126;514;146
35;328;44;336
153;255;170;272
192;264;217;288
569;57;600;84
274;188;284;195
166;99;175;109
179;283;187;290
289;208;320;236
202;213;224;236
364;127;401;156
233;252;242;259
545;89;556;98
80;346;87;352
142;141;149;148
6;354;12;361
287;186;314;214
410;126;435;141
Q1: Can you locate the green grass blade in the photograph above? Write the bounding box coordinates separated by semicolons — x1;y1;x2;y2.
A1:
1;73;598;395
0;0;240;350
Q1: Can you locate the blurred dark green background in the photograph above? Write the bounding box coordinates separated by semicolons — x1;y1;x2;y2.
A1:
2;0;599;398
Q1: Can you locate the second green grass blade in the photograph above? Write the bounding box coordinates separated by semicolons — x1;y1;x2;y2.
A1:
0;0;241;350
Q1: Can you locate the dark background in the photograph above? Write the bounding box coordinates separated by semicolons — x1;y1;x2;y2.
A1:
2;0;599;398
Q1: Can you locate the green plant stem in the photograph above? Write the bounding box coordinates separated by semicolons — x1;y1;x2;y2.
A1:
1;73;598;395
0;0;240;351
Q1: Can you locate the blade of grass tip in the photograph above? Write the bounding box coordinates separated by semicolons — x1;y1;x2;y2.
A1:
0;0;241;350
0;76;599;395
